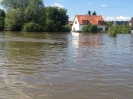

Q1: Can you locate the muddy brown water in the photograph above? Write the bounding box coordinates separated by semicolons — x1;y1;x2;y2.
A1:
0;32;133;99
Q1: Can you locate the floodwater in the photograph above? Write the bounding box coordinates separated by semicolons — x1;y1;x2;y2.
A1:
0;31;133;99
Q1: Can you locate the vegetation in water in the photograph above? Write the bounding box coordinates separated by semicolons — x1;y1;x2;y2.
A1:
108;25;132;37
82;24;98;33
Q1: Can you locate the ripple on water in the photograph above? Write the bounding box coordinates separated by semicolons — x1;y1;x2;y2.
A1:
0;32;133;99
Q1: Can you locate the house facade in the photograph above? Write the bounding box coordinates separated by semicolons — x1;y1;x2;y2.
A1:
72;15;106;32
129;17;133;26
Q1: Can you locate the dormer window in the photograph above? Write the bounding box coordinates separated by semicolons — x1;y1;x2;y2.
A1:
82;20;88;24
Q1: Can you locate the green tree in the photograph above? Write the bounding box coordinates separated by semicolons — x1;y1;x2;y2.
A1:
0;9;5;31
1;0;46;31
92;11;97;15
45;7;69;32
1;0;29;9
5;9;22;31
0;9;5;17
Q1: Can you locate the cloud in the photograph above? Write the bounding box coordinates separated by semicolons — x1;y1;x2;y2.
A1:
104;16;131;21
88;2;92;5
51;3;64;8
101;4;107;8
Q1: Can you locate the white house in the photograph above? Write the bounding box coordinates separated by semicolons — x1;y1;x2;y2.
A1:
129;17;133;26
72;15;106;32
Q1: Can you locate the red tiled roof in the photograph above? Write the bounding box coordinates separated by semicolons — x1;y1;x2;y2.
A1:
75;15;105;25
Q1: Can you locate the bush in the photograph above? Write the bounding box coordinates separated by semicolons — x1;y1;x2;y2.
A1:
23;22;44;32
61;25;71;32
108;25;131;37
82;24;98;33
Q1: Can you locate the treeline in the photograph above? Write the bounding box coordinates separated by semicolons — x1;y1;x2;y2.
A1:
0;0;71;32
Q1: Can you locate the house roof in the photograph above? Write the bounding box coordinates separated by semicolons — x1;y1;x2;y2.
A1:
75;15;105;25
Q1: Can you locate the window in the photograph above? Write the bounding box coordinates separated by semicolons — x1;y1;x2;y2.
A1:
75;21;77;24
99;28;103;31
82;20;88;24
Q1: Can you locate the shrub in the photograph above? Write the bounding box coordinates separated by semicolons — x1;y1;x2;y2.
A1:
61;25;71;32
108;25;131;37
82;24;98;33
23;22;44;32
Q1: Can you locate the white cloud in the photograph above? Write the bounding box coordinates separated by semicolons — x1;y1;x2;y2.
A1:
101;4;107;8
104;16;131;21
88;2;92;5
51;3;64;8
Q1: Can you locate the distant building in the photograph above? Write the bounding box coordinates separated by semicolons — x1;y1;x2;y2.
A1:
113;21;129;25
129;17;133;26
72;15;106;32
68;21;73;26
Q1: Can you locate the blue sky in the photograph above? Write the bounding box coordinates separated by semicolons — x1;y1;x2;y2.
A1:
44;0;133;21
0;0;132;21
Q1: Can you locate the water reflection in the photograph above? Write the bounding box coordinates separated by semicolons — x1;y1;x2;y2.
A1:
71;33;103;65
72;33;103;48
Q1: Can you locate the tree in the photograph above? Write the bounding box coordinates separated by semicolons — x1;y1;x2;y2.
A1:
88;10;91;15
0;0;70;32
24;0;45;24
92;11;97;15
0;9;5;31
1;0;46;31
0;9;5;17
5;9;22;31
45;7;69;32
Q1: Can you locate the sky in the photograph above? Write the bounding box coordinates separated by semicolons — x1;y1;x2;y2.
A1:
0;0;132;21
44;0;133;21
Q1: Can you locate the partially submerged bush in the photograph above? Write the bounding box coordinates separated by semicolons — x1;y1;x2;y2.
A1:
23;22;44;32
82;24;98;33
108;25;132;37
61;25;71;32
